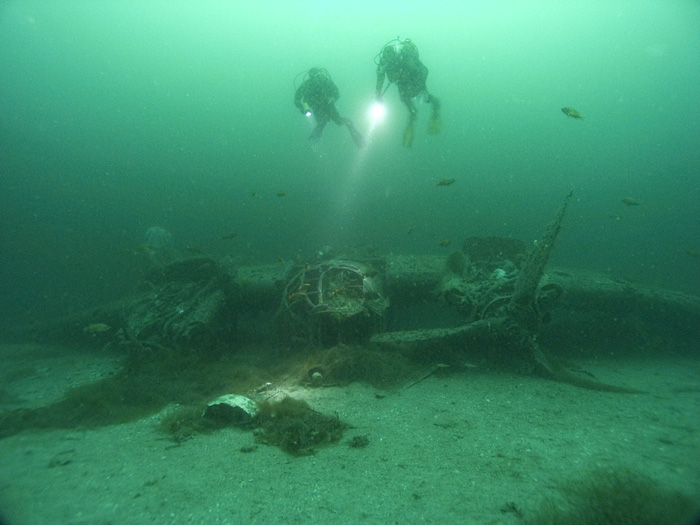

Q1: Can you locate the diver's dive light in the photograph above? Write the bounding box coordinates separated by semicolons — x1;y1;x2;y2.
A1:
370;102;386;123
302;102;311;117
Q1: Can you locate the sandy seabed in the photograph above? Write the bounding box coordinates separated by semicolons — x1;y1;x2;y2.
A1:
0;342;698;525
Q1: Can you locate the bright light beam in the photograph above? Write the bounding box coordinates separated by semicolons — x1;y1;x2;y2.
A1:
370;102;386;123
366;101;387;140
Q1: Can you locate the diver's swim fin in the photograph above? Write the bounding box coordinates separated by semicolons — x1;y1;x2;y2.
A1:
309;125;323;143
347;123;365;148
402;123;415;148
428;114;441;135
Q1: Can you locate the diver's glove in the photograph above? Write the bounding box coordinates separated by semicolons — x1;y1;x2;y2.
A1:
375;91;383;102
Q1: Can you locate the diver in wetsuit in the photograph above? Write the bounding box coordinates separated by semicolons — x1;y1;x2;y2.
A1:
375;38;440;147
294;67;364;148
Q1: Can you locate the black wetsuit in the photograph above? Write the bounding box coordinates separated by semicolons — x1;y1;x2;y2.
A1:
294;72;363;147
375;42;440;146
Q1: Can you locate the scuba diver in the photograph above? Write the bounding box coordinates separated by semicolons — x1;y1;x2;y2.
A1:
294;67;365;148
375;38;441;147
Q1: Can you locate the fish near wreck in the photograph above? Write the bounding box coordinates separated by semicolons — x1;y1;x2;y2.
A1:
561;107;584;120
83;323;111;335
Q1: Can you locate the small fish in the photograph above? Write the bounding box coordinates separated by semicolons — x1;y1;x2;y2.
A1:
118;244;146;256
221;232;238;240
406;227;413;235
569;368;598;380
437;239;452;247
276;191;287;197
561;107;584;120
83;323;111;335
436;178;456;186
683;248;700;258
608;215;623;221
185;245;203;253
362;267;379;278
622;197;641;206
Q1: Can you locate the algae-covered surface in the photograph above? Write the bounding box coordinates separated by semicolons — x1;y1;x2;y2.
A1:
0;343;698;524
